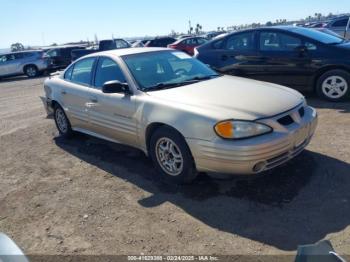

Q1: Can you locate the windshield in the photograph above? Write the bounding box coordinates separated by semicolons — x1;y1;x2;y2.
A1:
292;27;344;44
122;51;220;91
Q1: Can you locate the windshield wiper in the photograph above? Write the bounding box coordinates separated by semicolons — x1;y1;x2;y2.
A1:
145;82;184;92
144;75;221;92
184;74;221;83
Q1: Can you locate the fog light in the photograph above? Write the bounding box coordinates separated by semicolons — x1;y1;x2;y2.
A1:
253;161;267;173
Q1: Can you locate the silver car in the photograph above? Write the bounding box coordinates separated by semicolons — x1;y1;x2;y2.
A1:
43;48;318;184
0;51;51;79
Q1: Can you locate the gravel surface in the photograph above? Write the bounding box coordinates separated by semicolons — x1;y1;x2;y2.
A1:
0;76;350;257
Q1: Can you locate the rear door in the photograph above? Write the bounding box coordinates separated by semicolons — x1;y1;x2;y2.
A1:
87;56;137;146
60;57;97;130
214;31;260;77
255;30;313;88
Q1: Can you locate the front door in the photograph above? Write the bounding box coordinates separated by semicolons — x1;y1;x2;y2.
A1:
254;30;313;89
87;57;137;147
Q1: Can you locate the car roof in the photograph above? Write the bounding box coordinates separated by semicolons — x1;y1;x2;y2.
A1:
83;47;174;58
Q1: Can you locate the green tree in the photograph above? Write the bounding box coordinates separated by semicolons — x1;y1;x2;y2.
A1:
10;43;24;52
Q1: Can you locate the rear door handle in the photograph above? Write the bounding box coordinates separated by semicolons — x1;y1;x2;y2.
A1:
61;90;67;95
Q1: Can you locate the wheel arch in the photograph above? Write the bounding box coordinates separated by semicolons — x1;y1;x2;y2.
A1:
23;64;38;74
145;122;187;155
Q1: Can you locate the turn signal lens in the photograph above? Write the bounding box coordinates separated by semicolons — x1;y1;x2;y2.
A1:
214;121;233;139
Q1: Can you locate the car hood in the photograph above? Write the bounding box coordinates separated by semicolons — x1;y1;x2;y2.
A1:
146;75;304;120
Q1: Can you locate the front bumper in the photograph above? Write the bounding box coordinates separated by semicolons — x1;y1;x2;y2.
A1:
187;105;318;175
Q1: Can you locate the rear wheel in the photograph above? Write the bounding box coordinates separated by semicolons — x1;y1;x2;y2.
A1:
54;104;73;137
24;65;38;78
316;70;350;102
149;126;197;184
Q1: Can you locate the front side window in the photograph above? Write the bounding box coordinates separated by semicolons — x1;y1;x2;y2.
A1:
94;57;126;88
123;51;219;91
71;58;95;85
260;32;301;51
225;32;255;51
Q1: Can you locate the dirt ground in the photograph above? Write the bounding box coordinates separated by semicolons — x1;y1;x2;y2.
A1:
0;76;350;257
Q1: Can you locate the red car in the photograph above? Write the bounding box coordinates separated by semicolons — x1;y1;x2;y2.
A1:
168;37;208;56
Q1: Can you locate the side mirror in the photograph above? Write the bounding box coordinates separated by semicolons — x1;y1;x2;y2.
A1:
102;80;130;94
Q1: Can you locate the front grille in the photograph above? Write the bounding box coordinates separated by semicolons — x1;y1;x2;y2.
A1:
277;115;294;126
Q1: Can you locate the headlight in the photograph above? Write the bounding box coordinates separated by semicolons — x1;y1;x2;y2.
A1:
214;120;272;139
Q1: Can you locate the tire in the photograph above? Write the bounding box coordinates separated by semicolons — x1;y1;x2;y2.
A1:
24;65;38;78
149;126;197;184
54;104;73;138
316;69;350;102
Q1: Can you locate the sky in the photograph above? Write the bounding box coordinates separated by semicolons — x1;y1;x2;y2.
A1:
0;0;348;48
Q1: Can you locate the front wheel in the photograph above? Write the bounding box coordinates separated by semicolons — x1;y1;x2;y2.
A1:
316;70;350;102
149;126;197;184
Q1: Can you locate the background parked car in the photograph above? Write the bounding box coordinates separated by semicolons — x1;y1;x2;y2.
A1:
323;16;350;39
131;40;145;48
144;37;176;47
168;37;208;55
195;26;350;101
71;39;130;61
0;50;51;79
201;31;226;40
45;45;86;69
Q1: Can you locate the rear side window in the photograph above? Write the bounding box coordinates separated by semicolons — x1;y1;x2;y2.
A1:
225;32;255;51
94;57;126;88
71;58;95;85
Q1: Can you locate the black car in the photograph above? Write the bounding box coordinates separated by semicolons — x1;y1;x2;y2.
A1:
46;45;86;69
195;26;350;101
144;37;176;47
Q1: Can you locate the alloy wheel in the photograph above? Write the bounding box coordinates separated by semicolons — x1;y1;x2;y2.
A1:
321;75;348;99
26;67;37;77
155;137;184;176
